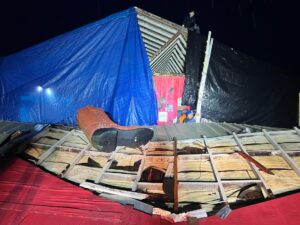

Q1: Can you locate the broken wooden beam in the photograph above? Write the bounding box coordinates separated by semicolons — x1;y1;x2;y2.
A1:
80;181;149;200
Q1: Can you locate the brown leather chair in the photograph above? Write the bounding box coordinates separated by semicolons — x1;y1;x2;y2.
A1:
77;106;153;152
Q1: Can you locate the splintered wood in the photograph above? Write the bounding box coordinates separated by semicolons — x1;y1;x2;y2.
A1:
23;127;300;214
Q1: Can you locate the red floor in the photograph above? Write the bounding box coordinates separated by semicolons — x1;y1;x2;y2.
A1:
1;158;300;225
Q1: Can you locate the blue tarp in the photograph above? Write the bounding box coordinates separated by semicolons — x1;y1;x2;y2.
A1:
0;8;157;126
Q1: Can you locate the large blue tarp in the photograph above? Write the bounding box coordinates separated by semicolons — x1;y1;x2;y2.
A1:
0;8;157;126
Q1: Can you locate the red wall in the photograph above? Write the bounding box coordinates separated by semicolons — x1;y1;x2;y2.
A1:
153;75;185;125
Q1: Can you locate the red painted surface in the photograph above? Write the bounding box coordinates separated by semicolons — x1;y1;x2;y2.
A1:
1;158;300;225
153;75;185;125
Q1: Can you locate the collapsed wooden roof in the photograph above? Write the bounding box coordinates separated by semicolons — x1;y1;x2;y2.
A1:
22;125;300;221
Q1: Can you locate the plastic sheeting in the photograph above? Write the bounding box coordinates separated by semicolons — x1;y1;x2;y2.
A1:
182;31;202;109
153;75;185;125
201;41;298;128
0;8;157;126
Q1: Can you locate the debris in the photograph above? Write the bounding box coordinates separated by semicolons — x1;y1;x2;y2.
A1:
100;193;154;214
237;151;274;175
80;181;149;200
216;203;232;219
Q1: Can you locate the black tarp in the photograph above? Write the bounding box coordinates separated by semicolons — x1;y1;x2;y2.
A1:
201;41;299;128
182;31;203;108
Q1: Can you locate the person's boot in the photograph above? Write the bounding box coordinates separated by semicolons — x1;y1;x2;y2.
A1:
77;106;153;152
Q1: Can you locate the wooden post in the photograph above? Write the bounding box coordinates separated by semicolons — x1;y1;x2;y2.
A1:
173;137;179;212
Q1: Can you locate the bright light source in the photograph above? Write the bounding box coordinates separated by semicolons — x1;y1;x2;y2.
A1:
37;86;43;92
46;88;52;95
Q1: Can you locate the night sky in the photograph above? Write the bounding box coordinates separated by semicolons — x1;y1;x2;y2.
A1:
1;0;299;76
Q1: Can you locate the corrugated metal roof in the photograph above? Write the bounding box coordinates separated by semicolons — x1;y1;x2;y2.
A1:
135;7;188;74
0;120;46;156
0;120;284;149
150;122;284;141
0;120;36;134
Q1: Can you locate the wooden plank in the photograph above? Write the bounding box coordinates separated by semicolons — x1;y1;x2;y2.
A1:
32;142;84;152
137;182;163;193
263;130;300;178
212;154;256;180
165;162;173;177
222;180;261;184
132;149;147;191
204;136;228;202
80;182;149;200
233;133;273;194
179;182;218;189
31;142;111;157
100;193;154;214
95;148;121;183
37;130;75;165
233;132;273;174
61;147;89;178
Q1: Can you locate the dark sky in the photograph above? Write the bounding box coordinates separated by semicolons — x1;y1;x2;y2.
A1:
1;0;299;75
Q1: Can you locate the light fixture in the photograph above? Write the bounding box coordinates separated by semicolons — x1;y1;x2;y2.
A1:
37;86;43;92
46;88;52;95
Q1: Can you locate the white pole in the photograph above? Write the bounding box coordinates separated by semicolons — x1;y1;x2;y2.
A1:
195;31;214;123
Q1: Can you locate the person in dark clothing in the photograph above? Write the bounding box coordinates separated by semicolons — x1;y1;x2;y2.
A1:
183;10;200;34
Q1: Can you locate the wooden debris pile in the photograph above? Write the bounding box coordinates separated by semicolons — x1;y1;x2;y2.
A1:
22;127;300;222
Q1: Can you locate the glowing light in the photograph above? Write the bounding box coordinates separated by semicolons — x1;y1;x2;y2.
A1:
37;86;43;92
46;88;52;95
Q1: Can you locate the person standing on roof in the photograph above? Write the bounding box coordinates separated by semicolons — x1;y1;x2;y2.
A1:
182;9;200;34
